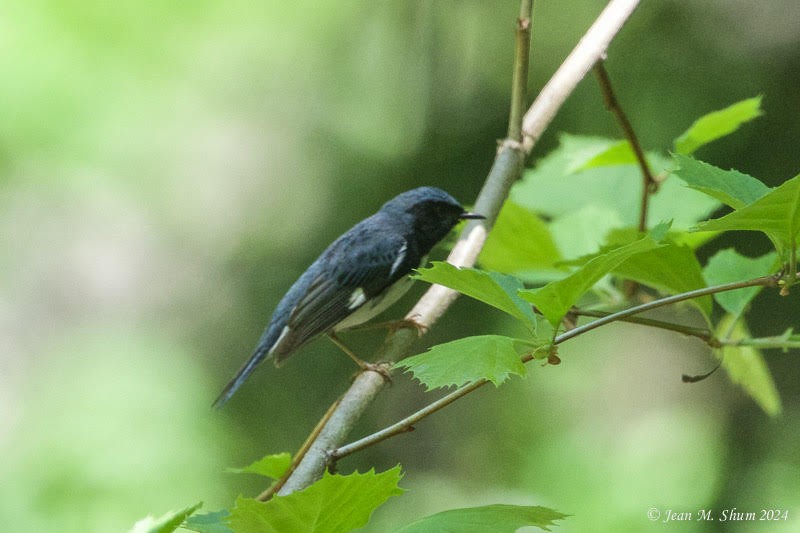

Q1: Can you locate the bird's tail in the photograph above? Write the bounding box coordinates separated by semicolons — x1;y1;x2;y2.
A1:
212;345;271;409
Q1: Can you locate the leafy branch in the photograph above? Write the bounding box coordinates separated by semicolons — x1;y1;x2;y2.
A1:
553;274;781;344
332;270;790;461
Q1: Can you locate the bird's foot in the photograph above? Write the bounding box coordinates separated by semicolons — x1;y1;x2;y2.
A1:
328;333;393;384
358;361;393;384
379;317;429;337
343;317;428;337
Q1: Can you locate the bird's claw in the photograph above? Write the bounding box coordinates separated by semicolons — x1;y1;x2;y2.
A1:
388;317;428;337
359;361;393;384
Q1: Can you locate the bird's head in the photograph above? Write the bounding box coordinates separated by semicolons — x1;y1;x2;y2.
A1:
380;187;484;250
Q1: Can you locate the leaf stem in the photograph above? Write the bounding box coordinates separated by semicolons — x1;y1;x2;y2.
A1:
721;336;800;350
786;236;798;295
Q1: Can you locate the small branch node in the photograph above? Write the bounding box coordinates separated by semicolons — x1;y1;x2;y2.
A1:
499;138;526;155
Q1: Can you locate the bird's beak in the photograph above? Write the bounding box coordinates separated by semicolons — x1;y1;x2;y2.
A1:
459;211;485;220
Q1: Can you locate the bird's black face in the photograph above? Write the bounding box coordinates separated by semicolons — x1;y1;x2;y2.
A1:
378;186;484;253
408;199;474;251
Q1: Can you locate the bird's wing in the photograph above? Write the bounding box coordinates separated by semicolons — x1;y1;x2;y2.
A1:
270;229;411;361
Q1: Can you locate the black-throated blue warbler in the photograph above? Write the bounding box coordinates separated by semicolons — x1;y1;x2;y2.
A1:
213;186;483;407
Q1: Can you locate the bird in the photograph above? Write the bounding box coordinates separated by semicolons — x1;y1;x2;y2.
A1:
213;186;484;408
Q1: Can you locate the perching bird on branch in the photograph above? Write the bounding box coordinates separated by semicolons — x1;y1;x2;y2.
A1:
213;186;483;408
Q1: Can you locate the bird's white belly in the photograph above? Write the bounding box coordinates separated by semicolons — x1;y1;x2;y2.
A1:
334;275;416;331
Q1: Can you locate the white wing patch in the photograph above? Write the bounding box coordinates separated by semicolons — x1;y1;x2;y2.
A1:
347;287;368;309
335;275;415;331
390;240;407;277
268;325;292;355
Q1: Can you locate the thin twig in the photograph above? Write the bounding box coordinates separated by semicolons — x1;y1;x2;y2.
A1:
257;395;343;501
554;275;778;345
571;307;717;346
277;370;389;495
274;0;641;495
331;380;489;461
330;273;781;459
594;61;655;232
508;0;534;141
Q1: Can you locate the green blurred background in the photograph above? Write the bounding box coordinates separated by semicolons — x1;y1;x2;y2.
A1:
1;1;799;531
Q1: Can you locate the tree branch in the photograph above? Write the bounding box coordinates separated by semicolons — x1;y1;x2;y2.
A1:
520;0;641;152
272;0;641;496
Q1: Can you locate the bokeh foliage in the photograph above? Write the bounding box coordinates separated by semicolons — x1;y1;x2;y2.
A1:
1;1;799;532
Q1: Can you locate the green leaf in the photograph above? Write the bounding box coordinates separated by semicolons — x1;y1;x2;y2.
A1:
227;467;404;533
574;139;637;170
561;135;622;174
549;205;624;262
650;172;722;230
513;134;720;230
396;504;569;533
694;173;800;261
608;226;716;251
479;201;562;274
716;315;782;417
227;452;292;480
703;249;779;316
520;225;667;327
557;227;712;318
611;243;713;321
129;502;202;533
511;135;633;218
672;154;769;209
414;262;537;330
396;335;534;390
182;510;233;533
669;229;721;250
674;96;763;155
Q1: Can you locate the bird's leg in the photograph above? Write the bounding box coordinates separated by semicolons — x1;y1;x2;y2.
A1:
341;317;428;337
327;333;392;383
327;333;367;366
